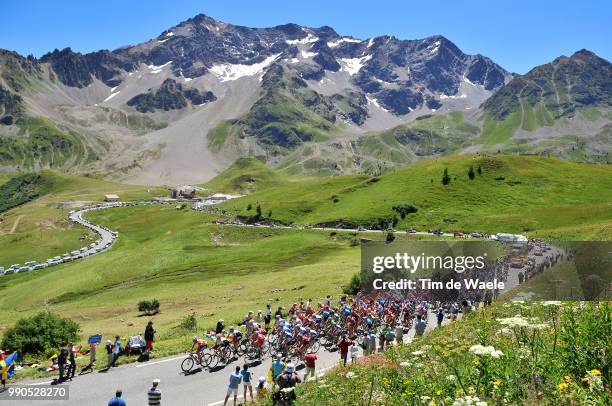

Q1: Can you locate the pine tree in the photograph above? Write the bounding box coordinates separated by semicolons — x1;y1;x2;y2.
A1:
442;168;451;185
468;165;475;180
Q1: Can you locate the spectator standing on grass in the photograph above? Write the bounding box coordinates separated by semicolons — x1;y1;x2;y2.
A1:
437;308;444;327
241;364;254;403
147;378;161;406
223;366;242;406
105;340;113;368
144;322;155;352
264;303;272;330
81;341;98;373
108;389;127;406
57;345;68;382
216;319;225;335
111;336;122;367
275;363;300;404
337;335;352;367
367;331;377;356
349;341;359;364
303;349;317;381
67;343;77;379
257;376;268;400
415;315;427;337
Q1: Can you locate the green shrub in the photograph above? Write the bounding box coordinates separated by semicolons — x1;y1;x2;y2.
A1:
1;312;80;356
138;299;161;315
179;313;198;332
342;274;361;295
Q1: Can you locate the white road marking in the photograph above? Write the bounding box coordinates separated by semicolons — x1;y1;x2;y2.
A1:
134;355;185;368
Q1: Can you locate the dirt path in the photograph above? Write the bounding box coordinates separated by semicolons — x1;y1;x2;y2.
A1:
10;214;24;234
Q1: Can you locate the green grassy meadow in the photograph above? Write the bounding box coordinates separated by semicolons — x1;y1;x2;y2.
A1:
0;154;610;378
219;155;612;240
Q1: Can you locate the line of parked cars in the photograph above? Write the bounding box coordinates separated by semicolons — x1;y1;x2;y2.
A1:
0;202;138;276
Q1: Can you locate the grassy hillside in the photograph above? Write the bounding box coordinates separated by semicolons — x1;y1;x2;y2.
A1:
0;171;166;267
203;156;285;194
221;155;612;239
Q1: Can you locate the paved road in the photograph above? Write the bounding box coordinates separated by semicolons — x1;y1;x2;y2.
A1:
18;311;449;406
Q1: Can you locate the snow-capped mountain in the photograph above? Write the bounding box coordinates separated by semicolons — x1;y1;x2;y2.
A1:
0;13;609;184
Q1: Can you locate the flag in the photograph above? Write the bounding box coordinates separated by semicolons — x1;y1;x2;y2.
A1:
0;351;18;380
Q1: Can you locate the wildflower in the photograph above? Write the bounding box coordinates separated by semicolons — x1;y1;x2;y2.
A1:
411;350;424;356
436;389;443;395
564;375;571;381
590;369;601;376
346;371;358;379
400;361;410;367
469;344;503;358
446;374;457;382
558;382;569;391
492;379;501;387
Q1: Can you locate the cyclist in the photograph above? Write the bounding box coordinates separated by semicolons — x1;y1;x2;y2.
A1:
190;336;207;362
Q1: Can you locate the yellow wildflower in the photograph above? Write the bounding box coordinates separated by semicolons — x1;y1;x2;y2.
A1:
558;382;569;391
590;369;601;376
492;379;502;387
564;375;571;381
436;389;443;395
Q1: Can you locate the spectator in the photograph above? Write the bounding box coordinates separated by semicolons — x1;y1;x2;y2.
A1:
223;366;242;406
366;332;377;356
275;363;300;404
241;364;254;403
0;350;6;390
257;376;268;400
215;319;225;335
105;340;113;369
264;303;272;329
437;308;444;327
415;315;427;337
81;341;98;374
349;341;359;364
395;324;404;344
337;335;353;367
67;343;77;380
271;354;285;381
57;345;68;382
144;322;155;353
111;336;122;367
147;378;161;406
108;389;127;406
303;349;317;381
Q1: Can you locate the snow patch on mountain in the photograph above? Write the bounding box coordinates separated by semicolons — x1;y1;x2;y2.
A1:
148;61;173;74
209;53;281;82
429;40;441;55
285;33;318;45
339;55;372;75
366;95;388;112
439;93;467;99
104;90;120;102
327;37;362;48
300;50;318;59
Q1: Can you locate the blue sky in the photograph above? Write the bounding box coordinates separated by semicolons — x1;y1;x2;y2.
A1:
2;0;610;74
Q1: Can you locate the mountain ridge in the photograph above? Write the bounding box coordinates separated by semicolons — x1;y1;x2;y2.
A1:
0;12;609;184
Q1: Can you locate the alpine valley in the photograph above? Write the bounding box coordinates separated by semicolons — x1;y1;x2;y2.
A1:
0;13;610;184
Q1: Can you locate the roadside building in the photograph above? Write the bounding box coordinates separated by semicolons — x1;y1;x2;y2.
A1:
104;194;120;202
172;185;197;199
